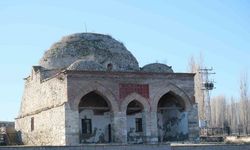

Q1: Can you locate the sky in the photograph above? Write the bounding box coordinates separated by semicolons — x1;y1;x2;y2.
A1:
0;0;249;121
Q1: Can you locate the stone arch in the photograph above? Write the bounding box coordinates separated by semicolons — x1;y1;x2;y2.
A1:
151;83;192;112
121;92;150;144
70;82;119;113
121;92;150;113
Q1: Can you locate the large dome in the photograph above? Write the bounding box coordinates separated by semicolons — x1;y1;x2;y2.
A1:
39;33;139;71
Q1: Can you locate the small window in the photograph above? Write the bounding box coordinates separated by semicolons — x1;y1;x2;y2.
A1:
107;63;113;71
82;119;92;134
135;118;143;132
31;117;34;131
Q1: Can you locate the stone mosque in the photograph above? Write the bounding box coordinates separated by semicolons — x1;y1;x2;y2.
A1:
15;33;199;145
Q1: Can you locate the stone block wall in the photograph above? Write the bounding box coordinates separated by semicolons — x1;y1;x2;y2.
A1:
16;68;68;145
15;105;66;145
187;104;200;141
79;110;111;143
18;68;67;117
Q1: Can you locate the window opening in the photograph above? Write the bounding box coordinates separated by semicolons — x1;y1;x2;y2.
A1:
31;117;34;131
82;119;92;134
107;63;113;71
135;118;143;132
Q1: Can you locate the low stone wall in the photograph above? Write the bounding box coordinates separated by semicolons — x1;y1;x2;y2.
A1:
171;144;250;150
0;144;171;150
1;144;250;150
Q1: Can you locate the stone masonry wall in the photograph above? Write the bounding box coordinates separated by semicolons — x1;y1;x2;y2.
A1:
16;69;68;145
158;111;188;142
18;69;67;117
15;105;66;145
188;104;200;141
127;112;144;144
79;110;111;143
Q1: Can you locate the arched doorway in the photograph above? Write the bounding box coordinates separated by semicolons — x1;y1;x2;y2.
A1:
157;92;188;142
126;100;145;144
78;91;112;143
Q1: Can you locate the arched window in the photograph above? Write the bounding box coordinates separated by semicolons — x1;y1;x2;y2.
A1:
107;63;113;71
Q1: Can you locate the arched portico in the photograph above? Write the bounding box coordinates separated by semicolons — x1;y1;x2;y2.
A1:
151;83;192;142
69;82;119;112
151;83;192;112
65;82;121;144
121;92;150;112
121;93;150;143
157;92;189;141
78;91;112;143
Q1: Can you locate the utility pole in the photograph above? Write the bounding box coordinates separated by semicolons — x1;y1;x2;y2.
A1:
199;67;215;127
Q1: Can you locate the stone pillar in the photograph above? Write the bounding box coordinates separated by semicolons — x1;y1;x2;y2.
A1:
149;111;159;143
112;111;127;143
65;103;80;145
142;111;156;143
187;103;200;142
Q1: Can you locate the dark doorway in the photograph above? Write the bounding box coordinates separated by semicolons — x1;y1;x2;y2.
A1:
108;124;111;142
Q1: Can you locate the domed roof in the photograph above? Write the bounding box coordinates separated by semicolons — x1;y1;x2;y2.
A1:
67;60;105;71
141;63;173;73
39;33;139;71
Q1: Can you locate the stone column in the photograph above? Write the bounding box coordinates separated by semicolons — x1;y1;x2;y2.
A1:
149;111;159;143
187;104;200;142
142;110;156;143
111;111;127;143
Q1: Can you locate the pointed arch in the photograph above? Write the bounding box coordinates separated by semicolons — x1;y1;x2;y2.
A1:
69;81;119;112
151;83;192;112
121;92;150;112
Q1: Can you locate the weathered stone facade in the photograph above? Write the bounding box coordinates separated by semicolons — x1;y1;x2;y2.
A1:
15;33;199;145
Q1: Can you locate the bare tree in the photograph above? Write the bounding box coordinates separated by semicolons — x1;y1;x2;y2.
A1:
210;95;226;128
187;55;250;136
228;97;239;133
187;54;205;121
205;71;250;135
239;71;249;134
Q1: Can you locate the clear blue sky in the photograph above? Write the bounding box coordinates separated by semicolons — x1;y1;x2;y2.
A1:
0;0;249;121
